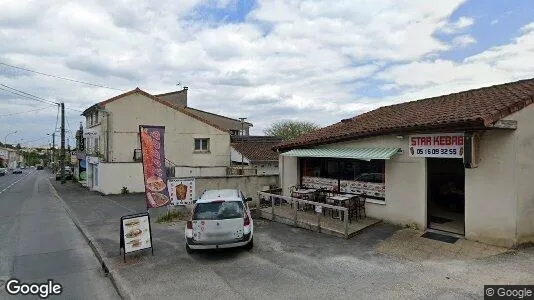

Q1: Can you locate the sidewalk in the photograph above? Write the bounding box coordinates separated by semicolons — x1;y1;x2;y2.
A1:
49;180;195;299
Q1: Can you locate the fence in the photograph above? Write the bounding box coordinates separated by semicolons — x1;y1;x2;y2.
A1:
258;191;351;238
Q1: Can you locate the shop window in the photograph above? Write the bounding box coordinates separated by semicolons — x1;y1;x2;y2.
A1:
300;157;386;201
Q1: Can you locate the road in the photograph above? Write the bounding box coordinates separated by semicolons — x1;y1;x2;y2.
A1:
0;169;119;299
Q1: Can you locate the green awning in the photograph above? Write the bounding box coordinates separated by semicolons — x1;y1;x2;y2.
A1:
281;147;399;161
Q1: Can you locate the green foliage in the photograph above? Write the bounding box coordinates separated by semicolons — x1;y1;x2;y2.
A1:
22;151;48;167
156;209;189;223
264;120;320;141
121;186;129;194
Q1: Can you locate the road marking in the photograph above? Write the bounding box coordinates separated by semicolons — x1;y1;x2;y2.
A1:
0;171;34;195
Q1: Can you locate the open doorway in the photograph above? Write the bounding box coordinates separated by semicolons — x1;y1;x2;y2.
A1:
427;158;465;235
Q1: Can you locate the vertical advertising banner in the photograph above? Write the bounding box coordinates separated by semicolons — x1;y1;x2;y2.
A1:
139;125;171;209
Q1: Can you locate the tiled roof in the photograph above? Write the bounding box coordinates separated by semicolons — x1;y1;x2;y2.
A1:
231;136;283;162
184;107;253;131
84;88;228;132
277;78;534;151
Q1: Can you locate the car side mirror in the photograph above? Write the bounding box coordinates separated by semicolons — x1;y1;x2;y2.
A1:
245;197;252;202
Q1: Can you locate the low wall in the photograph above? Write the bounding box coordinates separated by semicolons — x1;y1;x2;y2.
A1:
97;163;144;195
193;175;279;206
174;166;226;177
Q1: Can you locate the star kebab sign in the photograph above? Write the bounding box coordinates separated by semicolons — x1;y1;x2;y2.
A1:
409;133;464;158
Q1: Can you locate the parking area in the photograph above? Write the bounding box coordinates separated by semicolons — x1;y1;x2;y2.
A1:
51;181;534;299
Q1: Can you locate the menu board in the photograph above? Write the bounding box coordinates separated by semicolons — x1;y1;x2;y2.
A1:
139;125;171;208
120;212;153;259
168;178;196;205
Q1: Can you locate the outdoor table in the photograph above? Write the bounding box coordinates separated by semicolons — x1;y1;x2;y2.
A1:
292;188;317;210
327;194;355;220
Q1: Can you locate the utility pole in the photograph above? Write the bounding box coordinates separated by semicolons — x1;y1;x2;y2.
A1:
52;133;55;168
238;117;247;175
60;102;66;183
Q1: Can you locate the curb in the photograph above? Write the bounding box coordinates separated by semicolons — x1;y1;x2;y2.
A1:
47;180;134;300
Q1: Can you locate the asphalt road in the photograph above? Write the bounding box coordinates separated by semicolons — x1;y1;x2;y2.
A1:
0;170;119;299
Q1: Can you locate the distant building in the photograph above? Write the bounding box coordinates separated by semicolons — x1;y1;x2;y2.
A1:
231;136;283;175
0;147;22;168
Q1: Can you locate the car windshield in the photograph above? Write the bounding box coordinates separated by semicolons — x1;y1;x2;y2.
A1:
193;201;244;220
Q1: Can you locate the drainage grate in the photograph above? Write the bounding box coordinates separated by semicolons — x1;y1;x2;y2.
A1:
421;231;458;244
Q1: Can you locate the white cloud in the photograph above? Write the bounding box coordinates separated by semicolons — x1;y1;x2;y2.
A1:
374;25;534;106
452;34;476;47
521;22;534;33
439;16;474;34
0;0;532;141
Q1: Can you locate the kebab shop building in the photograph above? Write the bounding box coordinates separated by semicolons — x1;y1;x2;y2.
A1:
276;78;534;247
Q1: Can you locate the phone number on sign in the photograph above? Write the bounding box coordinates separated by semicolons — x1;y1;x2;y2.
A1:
416;148;459;155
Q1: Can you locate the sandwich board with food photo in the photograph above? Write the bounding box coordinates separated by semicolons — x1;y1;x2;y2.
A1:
120;212;153;262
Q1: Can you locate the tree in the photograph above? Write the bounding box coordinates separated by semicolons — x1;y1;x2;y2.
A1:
264;120;320;141
15;143;21;149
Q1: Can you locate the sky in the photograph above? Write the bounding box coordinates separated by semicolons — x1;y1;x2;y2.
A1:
1;0;534;147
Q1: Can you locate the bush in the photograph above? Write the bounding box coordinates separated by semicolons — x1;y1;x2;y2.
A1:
156;209;189;223
121;186;129;194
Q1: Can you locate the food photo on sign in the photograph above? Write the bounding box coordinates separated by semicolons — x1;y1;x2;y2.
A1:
167;178;196;205
139;125;171;209
120;212;154;261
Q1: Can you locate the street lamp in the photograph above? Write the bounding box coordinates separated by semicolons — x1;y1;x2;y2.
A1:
4;130;17;145
238;117;247;175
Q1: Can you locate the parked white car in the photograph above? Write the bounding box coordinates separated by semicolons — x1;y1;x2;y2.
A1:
185;189;254;253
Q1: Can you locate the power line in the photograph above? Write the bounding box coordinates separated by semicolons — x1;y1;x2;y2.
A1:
0;84;87;113
65;106;84;113
0;62;125;91
0;84;58;105
0;106;52;117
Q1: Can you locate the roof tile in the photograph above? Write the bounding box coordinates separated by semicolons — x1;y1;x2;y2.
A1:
277;78;534;150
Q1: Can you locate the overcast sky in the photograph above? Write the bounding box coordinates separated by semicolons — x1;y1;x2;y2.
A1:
1;0;534;147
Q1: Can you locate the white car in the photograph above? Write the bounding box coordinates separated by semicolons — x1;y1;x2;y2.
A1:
185;189;254;253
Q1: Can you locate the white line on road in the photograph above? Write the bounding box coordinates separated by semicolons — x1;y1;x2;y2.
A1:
0;171;35;195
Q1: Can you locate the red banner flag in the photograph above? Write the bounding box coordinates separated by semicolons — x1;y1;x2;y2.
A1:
139;125;170;209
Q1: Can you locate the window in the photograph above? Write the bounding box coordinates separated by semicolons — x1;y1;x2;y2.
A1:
300;157;386;200
194;138;210;152
89;114;93;125
94;137;99;153
230;130;239;136
94;112;99;124
193;201;244;220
